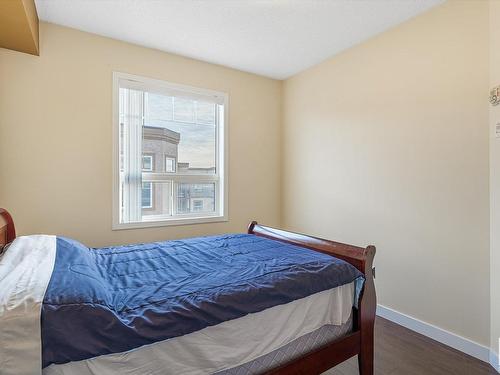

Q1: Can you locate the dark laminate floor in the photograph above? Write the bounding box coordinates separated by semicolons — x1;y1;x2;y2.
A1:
323;317;496;375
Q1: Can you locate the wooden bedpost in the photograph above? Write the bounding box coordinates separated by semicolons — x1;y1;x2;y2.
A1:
0;208;16;252
357;245;376;375
247;221;258;234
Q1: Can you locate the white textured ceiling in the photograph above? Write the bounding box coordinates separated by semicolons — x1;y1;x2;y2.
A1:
35;0;444;80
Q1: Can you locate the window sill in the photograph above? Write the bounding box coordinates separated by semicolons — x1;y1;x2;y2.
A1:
112;215;228;230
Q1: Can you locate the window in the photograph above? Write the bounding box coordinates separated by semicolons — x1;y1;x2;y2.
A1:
113;72;227;229
165;157;176;173
193;200;203;212
141;182;153;208
142;155;153;171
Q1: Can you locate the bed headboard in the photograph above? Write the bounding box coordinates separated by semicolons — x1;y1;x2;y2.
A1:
0;208;16;252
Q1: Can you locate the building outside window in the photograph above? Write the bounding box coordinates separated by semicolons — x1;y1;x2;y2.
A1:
114;72;227;229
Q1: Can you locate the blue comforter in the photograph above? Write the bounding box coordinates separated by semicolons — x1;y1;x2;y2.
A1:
41;233;364;368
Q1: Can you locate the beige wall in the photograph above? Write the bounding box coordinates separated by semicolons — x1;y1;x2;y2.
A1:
282;0;490;346
0;22;282;247
0;0;496;357
490;0;500;362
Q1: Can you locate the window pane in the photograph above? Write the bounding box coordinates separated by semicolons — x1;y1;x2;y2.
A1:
193;200;203;212
142;155;153;171
143;93;216;172
144;93;173;123
165;157;176;173
141;182;172;220
176;183;215;214
196;102;216;125
141;182;152;208
173;97;196;123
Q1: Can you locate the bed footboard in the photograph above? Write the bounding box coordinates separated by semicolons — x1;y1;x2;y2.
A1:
248;221;376;375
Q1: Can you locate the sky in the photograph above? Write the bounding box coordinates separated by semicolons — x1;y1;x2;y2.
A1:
144;93;216;169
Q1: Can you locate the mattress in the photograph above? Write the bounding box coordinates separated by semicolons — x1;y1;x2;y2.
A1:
42;234;363;368
216;315;353;375
43;282;356;375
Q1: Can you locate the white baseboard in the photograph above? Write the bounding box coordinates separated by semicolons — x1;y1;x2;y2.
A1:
490;350;500;372
376;304;496;370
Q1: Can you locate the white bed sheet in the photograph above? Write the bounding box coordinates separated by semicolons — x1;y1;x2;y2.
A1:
0;235;57;375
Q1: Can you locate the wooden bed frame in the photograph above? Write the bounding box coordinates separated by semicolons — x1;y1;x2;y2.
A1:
0;209;376;375
248;222;376;375
0;208;15;254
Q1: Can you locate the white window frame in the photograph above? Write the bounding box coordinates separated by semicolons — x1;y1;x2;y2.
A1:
112;72;229;229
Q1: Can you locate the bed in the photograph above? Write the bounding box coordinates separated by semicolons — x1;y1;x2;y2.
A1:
0;208;376;375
